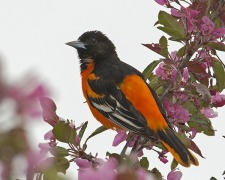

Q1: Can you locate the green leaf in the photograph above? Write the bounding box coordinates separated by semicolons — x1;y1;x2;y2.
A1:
106;152;124;163
178;124;191;132
50;146;69;157
142;60;161;80
158;11;185;36
206;42;225;51
157;11;185;38
188;114;215;136
43;167;57;180
78;121;88;140
151;168;163;180
41;157;69;178
212;58;225;92
140;157;149;170
52;121;76;144
157;26;185;39
149;75;167;95
159;36;169;57
170;158;178;170
182;100;197;115
84;125;107;145
55;157;70;173
177;45;187;57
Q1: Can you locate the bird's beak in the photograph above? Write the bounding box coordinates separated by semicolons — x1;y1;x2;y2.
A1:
65;40;87;49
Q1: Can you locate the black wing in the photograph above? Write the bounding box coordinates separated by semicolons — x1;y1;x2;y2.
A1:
86;76;157;139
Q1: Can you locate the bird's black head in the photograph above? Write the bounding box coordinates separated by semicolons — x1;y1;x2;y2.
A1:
66;31;117;61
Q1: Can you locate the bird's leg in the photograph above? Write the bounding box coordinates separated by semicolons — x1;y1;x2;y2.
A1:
137;138;156;152
131;135;141;153
120;133;134;156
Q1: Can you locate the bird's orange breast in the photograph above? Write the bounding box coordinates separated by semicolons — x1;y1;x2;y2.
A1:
81;62;122;130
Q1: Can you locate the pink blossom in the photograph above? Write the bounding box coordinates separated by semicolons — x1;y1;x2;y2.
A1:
26;151;45;168
75;159;92;169
163;100;190;123
196;49;212;69
167;169;182;180
155;63;177;82
200;16;215;36
212;92;225;107
128;134;139;147
112;131;127;146
171;7;199;32
137;150;144;157
154;0;168;6
170;51;179;62
158;150;168;164
38;130;56;154
201;107;218;118
183;68;189;82
136;169;154;180
76;158;117;180
26;150;47;179
8;83;48;118
44;129;54;140
212;27;225;39
39;97;59;126
189;128;197;139
174;92;188;101
38;142;52;154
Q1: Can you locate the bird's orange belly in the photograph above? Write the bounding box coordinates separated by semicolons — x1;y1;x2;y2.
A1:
81;64;122;130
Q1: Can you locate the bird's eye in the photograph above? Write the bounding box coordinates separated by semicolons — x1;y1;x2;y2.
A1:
90;38;96;44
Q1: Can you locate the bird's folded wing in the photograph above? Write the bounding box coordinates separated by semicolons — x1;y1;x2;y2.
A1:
86;75;156;139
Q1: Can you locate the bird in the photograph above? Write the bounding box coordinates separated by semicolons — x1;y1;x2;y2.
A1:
66;30;199;167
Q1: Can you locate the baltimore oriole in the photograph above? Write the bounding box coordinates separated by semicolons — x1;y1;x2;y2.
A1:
66;31;198;167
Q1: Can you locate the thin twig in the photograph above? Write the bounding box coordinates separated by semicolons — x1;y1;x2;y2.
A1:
211;0;225;22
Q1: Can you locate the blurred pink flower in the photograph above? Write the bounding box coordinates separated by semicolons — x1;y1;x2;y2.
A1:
112;131;127;146
8;83;48;118
201;107;218;118
212;92;225;107
39;97;59;126
167;169;182;180
163;100;190;123
136;168;154;180
75;158;117;180
26;150;46;179
75;159;92;170
38;142;52;154
44;129;55;140
38;130;56;154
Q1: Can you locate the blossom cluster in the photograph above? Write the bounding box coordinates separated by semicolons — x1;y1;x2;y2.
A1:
0;61;49;179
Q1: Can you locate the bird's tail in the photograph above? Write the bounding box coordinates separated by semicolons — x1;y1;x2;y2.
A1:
158;128;199;167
